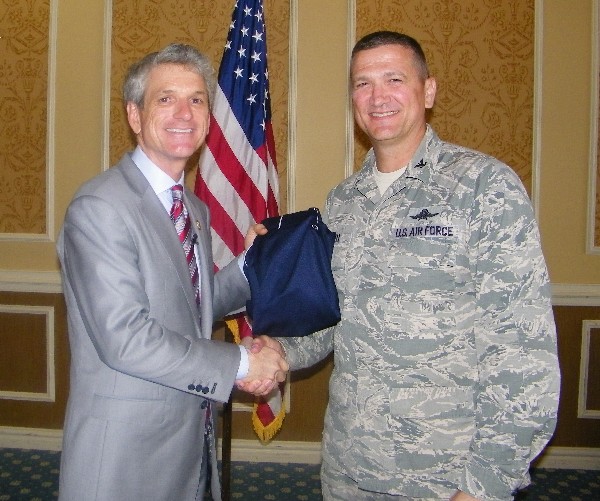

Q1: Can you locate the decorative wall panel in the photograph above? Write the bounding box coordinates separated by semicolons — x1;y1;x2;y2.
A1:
110;0;289;212
552;306;600;448
0;305;54;402
354;0;534;194
0;0;50;233
0;292;67;430
579;321;600;418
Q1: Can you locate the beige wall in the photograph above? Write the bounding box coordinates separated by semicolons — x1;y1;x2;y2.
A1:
539;0;600;283
1;0;600;454
53;0;107;237
3;0;599;284
292;0;350;211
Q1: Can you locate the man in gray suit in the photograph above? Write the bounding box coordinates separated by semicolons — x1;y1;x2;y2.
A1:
56;43;287;501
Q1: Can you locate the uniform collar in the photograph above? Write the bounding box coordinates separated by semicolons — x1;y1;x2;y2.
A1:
354;125;438;202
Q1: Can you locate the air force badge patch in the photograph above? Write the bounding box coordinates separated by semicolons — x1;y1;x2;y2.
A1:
392;206;455;239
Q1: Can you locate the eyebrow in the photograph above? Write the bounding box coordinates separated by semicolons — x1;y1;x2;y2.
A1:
382;70;407;78
155;89;208;97
352;69;408;82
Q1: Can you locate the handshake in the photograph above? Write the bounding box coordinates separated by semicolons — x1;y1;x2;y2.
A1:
233;224;288;396
235;336;287;397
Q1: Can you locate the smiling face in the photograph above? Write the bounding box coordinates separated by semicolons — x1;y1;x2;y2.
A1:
126;63;210;180
351;44;436;161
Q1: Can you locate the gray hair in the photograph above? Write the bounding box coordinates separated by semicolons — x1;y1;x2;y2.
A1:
123;43;216;109
351;31;430;81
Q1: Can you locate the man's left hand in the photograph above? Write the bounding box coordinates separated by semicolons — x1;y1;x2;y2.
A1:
244;223;267;250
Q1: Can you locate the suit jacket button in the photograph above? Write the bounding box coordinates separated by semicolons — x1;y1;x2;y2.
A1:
202;386;209;394
195;385;203;392
200;401;207;409
188;384;196;391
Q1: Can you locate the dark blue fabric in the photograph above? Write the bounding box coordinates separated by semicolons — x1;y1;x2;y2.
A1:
244;208;341;337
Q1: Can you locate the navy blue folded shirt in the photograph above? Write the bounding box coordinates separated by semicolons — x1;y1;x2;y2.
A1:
244;207;341;337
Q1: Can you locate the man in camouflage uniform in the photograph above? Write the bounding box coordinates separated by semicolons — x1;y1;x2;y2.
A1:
244;31;560;500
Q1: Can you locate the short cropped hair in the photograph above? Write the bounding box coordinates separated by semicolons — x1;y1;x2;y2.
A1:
123;43;216;109
351;31;430;80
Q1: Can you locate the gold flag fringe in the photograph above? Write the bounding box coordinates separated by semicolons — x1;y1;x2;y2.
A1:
226;317;285;443
226;318;241;344
252;400;286;443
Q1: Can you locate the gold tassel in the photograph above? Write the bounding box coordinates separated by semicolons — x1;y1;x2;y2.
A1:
226;318;241;344
252;401;286;443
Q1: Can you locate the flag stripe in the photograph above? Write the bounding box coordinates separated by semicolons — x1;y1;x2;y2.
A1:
194;172;245;265
211;87;271;199
197;147;253;237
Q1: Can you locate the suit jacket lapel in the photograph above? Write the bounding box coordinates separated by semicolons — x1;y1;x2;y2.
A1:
119;159;201;325
184;199;213;339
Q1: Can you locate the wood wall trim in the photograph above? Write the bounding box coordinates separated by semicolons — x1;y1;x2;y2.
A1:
0;426;63;451
101;0;113;172
579;320;600;419
345;0;355;180
588;0;600;254
1;428;599;470
552;283;600;305
533;0;544;218
286;0;298;212
1;274;598;304
534;446;600;470
0;304;55;402
0;271;62;294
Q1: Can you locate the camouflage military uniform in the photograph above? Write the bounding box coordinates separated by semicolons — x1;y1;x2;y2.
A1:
279;126;560;500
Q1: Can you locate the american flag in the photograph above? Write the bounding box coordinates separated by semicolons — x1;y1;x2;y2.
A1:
195;0;284;442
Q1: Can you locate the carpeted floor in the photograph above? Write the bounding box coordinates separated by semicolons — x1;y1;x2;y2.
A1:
1;448;599;500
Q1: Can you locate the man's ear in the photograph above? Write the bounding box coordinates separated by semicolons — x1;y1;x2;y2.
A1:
126;102;141;134
424;77;437;109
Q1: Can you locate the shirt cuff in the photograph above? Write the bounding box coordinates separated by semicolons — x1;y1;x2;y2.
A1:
236;344;249;380
237;251;246;277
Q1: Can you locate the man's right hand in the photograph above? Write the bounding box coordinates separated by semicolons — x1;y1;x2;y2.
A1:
236;336;287;396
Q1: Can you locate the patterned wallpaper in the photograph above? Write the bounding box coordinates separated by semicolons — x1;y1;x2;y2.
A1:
355;0;535;195
0;1;49;234
110;0;289;212
1;1;599;244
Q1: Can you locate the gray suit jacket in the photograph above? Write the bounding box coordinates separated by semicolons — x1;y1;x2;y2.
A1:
57;153;250;500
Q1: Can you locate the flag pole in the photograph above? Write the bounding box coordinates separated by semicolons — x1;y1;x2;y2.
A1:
221;326;234;501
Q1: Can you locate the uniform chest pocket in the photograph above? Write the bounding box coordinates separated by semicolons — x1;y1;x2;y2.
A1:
388;236;456;289
388;224;457;267
385;237;457;330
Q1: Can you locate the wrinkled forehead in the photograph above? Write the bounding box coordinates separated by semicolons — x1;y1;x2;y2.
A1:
351;45;416;75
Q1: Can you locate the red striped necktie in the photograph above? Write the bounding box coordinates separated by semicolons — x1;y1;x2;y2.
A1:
170;187;210;439
170;185;200;305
